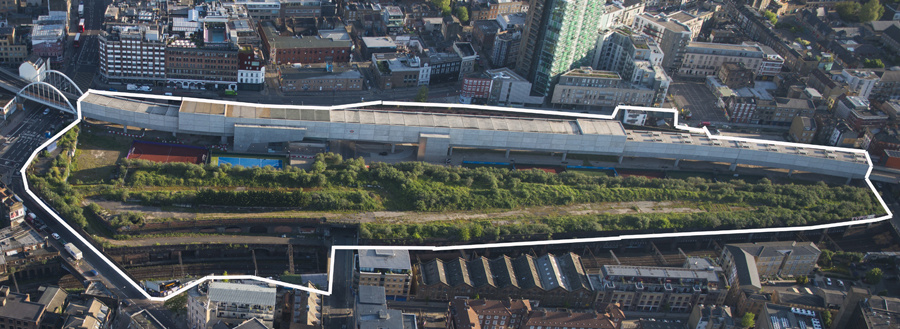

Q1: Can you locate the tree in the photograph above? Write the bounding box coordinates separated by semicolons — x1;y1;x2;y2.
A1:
414;86;429;102
836;1;862;21
795;275;809;285
819;249;835;267
822;310;833;327
763;10;777;25
859;0;886;22
740;312;756;328
431;0;451;16
455;6;469;23
867;267;884;284
863;58;885;68
458;226;471;241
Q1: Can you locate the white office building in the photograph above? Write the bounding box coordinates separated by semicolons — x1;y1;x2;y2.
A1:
99;25;167;85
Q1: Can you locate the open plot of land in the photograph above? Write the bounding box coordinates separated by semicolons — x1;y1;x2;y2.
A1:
71;130;133;183
669;81;727;123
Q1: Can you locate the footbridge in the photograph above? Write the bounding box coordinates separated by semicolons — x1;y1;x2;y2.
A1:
0;67;81;113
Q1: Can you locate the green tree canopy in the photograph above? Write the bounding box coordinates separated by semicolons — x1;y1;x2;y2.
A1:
455;6;469;22
864;58;885;68
836;1;862;21
819;249;835;267
432;0;451;16
414;86;429;102
763;10;778;25
860;0;886;22
795;275;809;285
867;267;883;284
741;312;756;328
822;310;833;327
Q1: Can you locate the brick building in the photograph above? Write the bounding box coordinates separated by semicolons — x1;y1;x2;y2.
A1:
165;39;239;91
0;286;45;329
722;242;820;280
716;63;754;89
280;63;363;92
0;27;27;66
371;53;427;89
237;47;266;91
592;264;727;313
416;252;594;307
460;73;492;103
755;98;815;126
725;96;758;124
447;299;626;329
259;21;351;65
357;249;411;299
789;116;816;144
469;0;528;21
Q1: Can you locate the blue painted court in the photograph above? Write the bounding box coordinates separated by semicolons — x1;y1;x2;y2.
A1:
218;157;283;169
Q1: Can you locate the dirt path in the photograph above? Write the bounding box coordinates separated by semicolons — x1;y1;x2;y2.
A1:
90;198;719;225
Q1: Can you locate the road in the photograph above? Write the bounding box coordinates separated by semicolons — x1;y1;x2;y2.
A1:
62;0;106;91
669;81;727;123
0;104;64;175
324;228;358;329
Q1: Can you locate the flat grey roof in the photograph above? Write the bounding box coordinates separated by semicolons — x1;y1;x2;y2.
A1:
208;282;275;306
358;249;411;271
601;265;719;282
625;130;867;164
83;94;179;116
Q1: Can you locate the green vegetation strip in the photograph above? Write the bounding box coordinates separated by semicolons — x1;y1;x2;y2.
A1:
31;127;883;241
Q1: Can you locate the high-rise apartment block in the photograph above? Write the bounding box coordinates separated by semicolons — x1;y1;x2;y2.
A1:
517;0;607;96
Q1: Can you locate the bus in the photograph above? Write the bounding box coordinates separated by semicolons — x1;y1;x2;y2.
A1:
78;19;85;33
73;33;80;47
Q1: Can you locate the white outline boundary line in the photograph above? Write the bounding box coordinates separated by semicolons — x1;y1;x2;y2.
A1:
18;90;892;302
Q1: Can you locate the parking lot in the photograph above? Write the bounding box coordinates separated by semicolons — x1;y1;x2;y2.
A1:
669;81;728;124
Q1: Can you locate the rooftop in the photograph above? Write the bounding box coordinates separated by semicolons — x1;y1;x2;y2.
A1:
362;36;396;48
601;265;720;283
727;241;821;258
358;249;411;271
260;22;351;49
562;68;621;79
638;13;690;33
208;282;276;306
129;310;167;329
0;287;45;323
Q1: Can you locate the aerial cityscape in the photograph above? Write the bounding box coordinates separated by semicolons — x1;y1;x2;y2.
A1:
0;0;898;328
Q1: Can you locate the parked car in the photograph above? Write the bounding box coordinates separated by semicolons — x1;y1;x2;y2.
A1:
88;270;98;276
43;108;50;115
826;278;832;285
51;233;60;240
838;280;844;288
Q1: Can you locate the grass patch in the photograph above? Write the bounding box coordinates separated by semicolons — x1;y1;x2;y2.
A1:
567;169;610;177
280;274;305;285
70;130;132;184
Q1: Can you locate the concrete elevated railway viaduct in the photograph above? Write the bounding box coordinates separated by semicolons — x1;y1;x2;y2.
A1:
78;90;870;181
